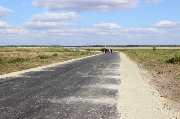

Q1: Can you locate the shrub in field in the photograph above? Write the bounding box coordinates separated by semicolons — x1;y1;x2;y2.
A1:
8;58;28;64
81;52;86;55
166;56;180;64
153;46;156;51
52;53;58;57
37;55;51;59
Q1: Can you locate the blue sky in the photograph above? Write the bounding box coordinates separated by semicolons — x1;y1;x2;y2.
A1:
0;0;180;46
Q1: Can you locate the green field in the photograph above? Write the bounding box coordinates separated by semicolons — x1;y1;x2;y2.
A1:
118;49;180;79
0;47;100;75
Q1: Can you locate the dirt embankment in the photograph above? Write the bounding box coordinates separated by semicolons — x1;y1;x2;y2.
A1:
148;64;180;103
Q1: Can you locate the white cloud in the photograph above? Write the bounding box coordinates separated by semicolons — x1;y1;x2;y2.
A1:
0;28;27;34
32;0;138;11
0;6;13;18
47;29;74;36
25;12;76;30
0;21;8;28
61;23;163;38
0;21;27;35
31;12;77;22
155;20;180;27
94;23;120;29
25;21;75;30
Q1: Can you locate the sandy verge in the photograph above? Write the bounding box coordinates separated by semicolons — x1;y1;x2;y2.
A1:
118;52;180;119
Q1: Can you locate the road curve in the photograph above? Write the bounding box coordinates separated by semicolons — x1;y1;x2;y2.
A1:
0;52;121;119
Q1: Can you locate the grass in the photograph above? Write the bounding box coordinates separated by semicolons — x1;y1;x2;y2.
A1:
115;49;180;80
118;49;179;64
0;58;4;64
175;75;180;80
8;58;29;64
0;47;100;75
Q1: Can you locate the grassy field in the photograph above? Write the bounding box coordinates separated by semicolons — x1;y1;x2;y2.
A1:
0;47;100;75
118;49;180;79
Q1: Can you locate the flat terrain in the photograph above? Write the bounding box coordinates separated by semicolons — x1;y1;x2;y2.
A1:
0;51;179;119
0;52;121;119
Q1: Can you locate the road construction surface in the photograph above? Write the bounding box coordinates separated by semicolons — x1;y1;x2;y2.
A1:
0;52;121;119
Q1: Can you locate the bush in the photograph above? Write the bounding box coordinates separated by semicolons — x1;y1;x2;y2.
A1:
37;55;50;59
153;46;156;51
81;52;86;55
8;58;28;64
166;55;180;64
52;53;58;57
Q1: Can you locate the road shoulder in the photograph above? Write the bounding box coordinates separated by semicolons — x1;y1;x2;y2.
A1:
118;52;180;119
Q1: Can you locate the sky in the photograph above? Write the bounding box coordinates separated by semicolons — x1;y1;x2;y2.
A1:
0;0;180;46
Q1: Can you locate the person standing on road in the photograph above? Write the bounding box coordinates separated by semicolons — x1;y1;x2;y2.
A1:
110;49;112;53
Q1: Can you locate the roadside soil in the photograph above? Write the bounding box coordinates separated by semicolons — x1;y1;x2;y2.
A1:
119;53;180;119
148;64;180;103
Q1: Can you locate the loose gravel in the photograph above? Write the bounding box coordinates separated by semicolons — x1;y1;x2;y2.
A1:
118;52;180;119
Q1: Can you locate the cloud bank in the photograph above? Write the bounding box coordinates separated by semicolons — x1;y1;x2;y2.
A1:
31;12;77;22
24;12;76;30
155;20;180;28
0;21;27;35
1;19;180;45
32;0;138;11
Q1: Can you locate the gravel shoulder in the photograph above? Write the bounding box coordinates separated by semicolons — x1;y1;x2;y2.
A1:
118;52;180;119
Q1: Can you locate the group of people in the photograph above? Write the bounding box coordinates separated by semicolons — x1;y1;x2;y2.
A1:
101;48;113;53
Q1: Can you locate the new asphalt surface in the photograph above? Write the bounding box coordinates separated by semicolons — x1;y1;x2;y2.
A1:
0;52;121;119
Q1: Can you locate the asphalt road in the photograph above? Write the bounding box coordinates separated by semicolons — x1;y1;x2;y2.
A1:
0;52;121;119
